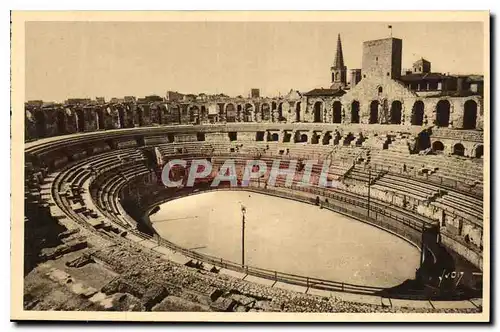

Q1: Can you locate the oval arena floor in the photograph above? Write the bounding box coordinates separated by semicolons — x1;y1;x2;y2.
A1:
150;191;421;288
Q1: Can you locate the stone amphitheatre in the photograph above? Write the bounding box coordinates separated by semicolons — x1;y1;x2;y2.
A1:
22;36;485;313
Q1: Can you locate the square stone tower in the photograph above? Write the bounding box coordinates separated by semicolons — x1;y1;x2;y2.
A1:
361;37;403;80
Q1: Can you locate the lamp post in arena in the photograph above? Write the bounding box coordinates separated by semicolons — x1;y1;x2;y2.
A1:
241;204;247;267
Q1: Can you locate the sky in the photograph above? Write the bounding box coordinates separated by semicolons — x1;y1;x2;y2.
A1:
25;21;485;102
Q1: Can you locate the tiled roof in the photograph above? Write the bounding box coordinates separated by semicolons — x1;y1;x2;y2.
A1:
303;88;346;97
399;73;448;82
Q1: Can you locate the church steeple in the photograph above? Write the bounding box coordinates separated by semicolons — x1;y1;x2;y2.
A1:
331;34;347;89
334;34;345;68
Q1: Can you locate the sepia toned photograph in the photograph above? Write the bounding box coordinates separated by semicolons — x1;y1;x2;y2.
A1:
11;11;490;322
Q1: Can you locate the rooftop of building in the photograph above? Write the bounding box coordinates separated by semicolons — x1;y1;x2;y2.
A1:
303;88;346;97
399;73;484;82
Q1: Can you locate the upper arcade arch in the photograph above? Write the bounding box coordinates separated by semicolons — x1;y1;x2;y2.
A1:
436;100;451;127
313;101;323;123
463;100;478;130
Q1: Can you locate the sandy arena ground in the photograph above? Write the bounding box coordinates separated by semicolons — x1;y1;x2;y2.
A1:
150;191;420;288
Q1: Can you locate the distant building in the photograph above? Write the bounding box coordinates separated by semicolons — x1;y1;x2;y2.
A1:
412;58;431;74
26;100;44;107
250;89;260;98
124;96;137;103
197;93;208;102
183;94;197;102
66;98;92;105
166;91;184;102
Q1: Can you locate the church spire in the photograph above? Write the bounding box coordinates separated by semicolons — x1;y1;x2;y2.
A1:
330;33;347;89
333;34;345;68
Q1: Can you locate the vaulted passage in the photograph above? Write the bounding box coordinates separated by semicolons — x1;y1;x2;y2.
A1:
189;106;200;124
171;105;181;124
463;100;478;129
118;108;126;128
332;101;342;123
475;145;483;158
436;100;450;127
125;108;134;128
35;111;47;138
244;103;254;122
56;111;66;134
313;102;323;123
369;100;379;124
76;109;85;132
411;101;424;125
351;101;360;123
200;106;207;123
137;108;144;127
96;109;105;129
390;101;402;124
432;141;444;152
156;107;163;124
322;132;332;145
261;103;271;122
453;143;465;156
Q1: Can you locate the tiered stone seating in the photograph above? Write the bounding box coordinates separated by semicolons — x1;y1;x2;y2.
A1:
369;149;483;197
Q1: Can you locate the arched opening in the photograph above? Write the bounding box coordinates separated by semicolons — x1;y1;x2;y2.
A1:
200;106;207;123
156;106;163;125
390;101;402;124
416;131;431;151
300;134;308;143
436;100;450;127
96;109;105;130
34;111;46;138
333;131;341;145
277;102;283;121
75;109;85;132
378;86;383;95
236;104;242;121
56;110;66;134
244;103;253;122
118;108;126;128
474;145;483;158
311;132;320;144
261;103;271;122
124;106;135;128
369;100;379;124
432;141;444;153
171;105;181;124
411;101;424;125
313;101;323;123
351;101;360;123
343;133;355;146
295;102;301;122
452;143;465;156
463;100;477;129
225;104;236;122
35;111;47;138
189;106;200;124
322;132;332;145
137;107;144;127
332;101;342;123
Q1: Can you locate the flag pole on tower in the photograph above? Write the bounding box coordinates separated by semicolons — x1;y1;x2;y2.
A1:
388;25;393;38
